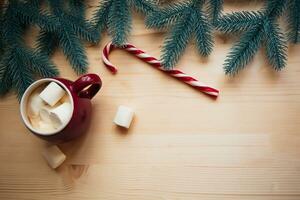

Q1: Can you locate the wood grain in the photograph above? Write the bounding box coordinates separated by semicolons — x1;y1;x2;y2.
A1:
1;1;300;199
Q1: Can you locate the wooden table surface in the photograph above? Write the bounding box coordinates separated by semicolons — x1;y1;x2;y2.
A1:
1;1;300;200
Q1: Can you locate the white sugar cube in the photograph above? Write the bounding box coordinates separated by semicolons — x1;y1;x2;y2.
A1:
39;82;66;107
114;105;134;129
42;145;66;169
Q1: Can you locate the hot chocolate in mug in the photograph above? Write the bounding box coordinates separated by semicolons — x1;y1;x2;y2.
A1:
20;74;102;143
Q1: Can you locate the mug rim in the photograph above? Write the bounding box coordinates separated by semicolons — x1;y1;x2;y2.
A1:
20;78;74;136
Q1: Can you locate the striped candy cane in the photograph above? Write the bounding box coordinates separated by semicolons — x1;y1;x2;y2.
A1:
102;42;219;97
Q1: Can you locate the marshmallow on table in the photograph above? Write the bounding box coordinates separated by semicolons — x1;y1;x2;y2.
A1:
49;102;72;129
39;82;66;107
42;145;66;169
114;105;134;129
28;93;45;117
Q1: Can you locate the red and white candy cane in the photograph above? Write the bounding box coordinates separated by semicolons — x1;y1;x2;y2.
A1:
102;42;219;97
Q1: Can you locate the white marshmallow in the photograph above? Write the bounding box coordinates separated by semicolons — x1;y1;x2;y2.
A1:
42;145;66;169
114;105;134;129
28;93;45;117
59;94;70;104
49;102;72;129
39;106;52;123
39;121;56;132
28;116;40;129
39;82;66;107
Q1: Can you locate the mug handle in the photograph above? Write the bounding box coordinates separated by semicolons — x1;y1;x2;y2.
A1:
71;74;102;99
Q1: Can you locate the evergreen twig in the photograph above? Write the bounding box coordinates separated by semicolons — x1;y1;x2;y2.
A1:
216;11;264;34
0;1;58;99
0;3;4;58
68;0;85;17
92;0;155;46
217;0;288;75
287;0;300;43
264;20;287;70
36;0;97;74
207;0;223;25
146;0;213;69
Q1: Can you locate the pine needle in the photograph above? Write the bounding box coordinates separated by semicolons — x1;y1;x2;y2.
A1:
36;0;97;74
218;0;288;75
287;0;300;43
207;0;223;25
0;1;58;98
146;0;214;69
92;0;155;46
36;30;58;56
224;25;264;75
161;12;194;69
193;10;213;56
107;0;132;46
216;11;264;34
263;20;287;70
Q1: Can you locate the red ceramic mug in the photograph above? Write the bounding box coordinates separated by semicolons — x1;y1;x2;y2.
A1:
20;74;101;143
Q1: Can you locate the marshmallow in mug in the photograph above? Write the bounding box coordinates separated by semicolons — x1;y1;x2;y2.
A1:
39;121;56;132
39;82;66;107
27;93;46;117
50;102;73;129
39;106;53;123
39;102;72;130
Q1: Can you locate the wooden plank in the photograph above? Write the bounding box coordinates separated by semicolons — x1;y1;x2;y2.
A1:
0;1;300;199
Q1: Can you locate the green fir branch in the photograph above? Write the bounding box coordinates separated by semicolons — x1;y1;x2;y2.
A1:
145;2;187;29
219;0;288;75
216;11;264;34
67;0;98;43
147;0;213;69
92;0;156;46
264;0;287;19
107;0;132;46
25;49;59;78
68;0;85;17
224;25;264;75
287;0;300;43
36;30;59;56
14;1;60;32
67;14;98;43
0;46;35;99
191;0;205;7
129;0;155;14
92;0;112;34
263;20;287;71
0;71;12;96
7;48;35;99
36;0;97;74
0;5;4;57
193;10;213;56
161;12;194;69
207;0;223;25
0;52;13;96
25;0;41;7
59;24;88;74
0;1;58;98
